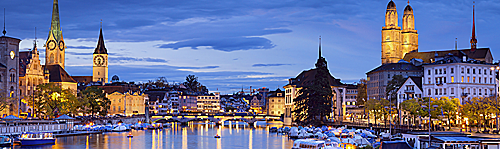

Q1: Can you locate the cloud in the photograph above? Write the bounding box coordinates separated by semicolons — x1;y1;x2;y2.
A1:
66;46;95;49
108;57;169;63
176;66;220;69
158;37;277;52
252;63;292;67
66;51;92;56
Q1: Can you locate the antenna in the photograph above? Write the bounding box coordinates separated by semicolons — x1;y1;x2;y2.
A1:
100;19;102;28
455;38;457;50
2;8;6;36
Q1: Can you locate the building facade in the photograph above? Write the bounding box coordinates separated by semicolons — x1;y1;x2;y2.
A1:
344;84;358;108
197;92;221;113
19;42;44;114
107;91;147;116
0;34;21;116
366;61;423;100
422;55;496;104
396;76;423;108
267;89;284;116
381;0;418;64
179;93;198;112
92;28;108;83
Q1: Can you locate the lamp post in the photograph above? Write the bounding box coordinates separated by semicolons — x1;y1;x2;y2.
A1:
422;99;439;148
491;65;500;131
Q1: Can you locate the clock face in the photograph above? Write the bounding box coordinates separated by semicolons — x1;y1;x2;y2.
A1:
59;41;65;51
48;40;56;50
94;55;105;66
9;51;14;60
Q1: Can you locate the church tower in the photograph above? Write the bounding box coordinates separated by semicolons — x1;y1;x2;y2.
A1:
401;1;418;55
381;0;402;64
92;26;108;83
45;0;66;68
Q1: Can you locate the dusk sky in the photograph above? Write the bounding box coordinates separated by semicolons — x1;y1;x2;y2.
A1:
3;0;500;94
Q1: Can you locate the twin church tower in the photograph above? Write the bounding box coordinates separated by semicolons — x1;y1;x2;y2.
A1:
381;0;418;64
45;0;108;83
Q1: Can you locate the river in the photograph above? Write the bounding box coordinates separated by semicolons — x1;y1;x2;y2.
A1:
13;122;294;149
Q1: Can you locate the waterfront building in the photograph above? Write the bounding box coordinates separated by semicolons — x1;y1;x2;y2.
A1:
381;0;418;64
396;76;422;104
422;54;495;104
249;95;264;114
0;32;21;116
366;61;423;100
107;91;147;116
283;40;346;125
160;91;179;114
344;84;358;108
144;89;168;115
19;41;44;114
267;89;284;116
179;93;198;112
197;92;221;113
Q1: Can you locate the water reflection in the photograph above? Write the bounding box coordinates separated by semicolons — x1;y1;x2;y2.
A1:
13;122;291;149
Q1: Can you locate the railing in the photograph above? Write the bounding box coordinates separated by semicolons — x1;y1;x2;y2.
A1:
0;124;67;134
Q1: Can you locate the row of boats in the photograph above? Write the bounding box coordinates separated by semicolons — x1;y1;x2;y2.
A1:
73;122;169;132
269;126;380;149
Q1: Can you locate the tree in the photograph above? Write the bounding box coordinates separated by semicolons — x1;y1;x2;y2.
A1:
0;89;16;115
356;79;367;106
31;83;79;118
386;75;406;103
183;74;208;94
141;77;169;92
400;98;421;126
79;86;111;116
292;67;333;126
365;98;389;124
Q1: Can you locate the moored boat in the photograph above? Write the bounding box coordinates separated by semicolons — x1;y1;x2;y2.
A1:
0;135;11;147
18;132;55;146
292;139;340;149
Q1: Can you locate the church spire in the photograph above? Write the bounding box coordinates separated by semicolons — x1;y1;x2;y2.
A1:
3;8;6;36
319;36;322;58
50;0;60;32
315;36;327;68
94;21;107;54
470;1;477;50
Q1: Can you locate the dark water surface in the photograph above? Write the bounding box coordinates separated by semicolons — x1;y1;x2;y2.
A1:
14;123;294;149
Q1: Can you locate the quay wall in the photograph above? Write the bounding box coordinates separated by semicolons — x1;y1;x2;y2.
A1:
92;116;146;125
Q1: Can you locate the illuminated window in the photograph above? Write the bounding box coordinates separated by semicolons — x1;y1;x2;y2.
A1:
451;76;454;83
467;77;470;83
461;76;464;82
473;77;476;83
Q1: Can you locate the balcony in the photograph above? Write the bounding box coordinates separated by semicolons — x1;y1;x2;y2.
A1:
404;90;415;93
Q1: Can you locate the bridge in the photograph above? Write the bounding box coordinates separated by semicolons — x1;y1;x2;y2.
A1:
151;115;282;125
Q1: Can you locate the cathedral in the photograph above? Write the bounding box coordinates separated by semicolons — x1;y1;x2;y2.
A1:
18;0;109;115
381;0;419;64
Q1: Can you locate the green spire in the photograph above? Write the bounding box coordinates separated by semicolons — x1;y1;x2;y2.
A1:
49;0;62;41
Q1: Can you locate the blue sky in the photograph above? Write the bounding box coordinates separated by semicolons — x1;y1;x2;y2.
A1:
4;0;500;94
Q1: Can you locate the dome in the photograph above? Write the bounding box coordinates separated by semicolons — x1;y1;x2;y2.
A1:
404;5;413;12
112;75;119;82
387;0;396;9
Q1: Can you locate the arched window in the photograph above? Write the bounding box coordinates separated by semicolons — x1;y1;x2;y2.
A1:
59;54;62;63
49;54;54;64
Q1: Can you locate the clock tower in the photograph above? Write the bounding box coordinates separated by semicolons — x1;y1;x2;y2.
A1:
92;27;108;83
45;0;66;68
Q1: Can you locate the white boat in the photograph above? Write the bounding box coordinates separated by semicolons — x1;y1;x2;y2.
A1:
292;139;340;149
112;125;127;132
289;127;299;139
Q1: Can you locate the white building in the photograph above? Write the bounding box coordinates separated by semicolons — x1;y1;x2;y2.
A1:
422;55;496;104
396;76;423;104
159;91;179;114
197;92;221;113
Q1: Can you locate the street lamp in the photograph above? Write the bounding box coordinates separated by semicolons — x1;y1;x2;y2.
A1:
385;105;396;141
490;66;500;131
422;101;439;148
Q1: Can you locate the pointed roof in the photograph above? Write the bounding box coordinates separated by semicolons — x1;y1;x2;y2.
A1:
50;0;61;32
2;115;21;120
55;114;75;120
44;64;76;83
470;3;477;50
94;27;107;54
